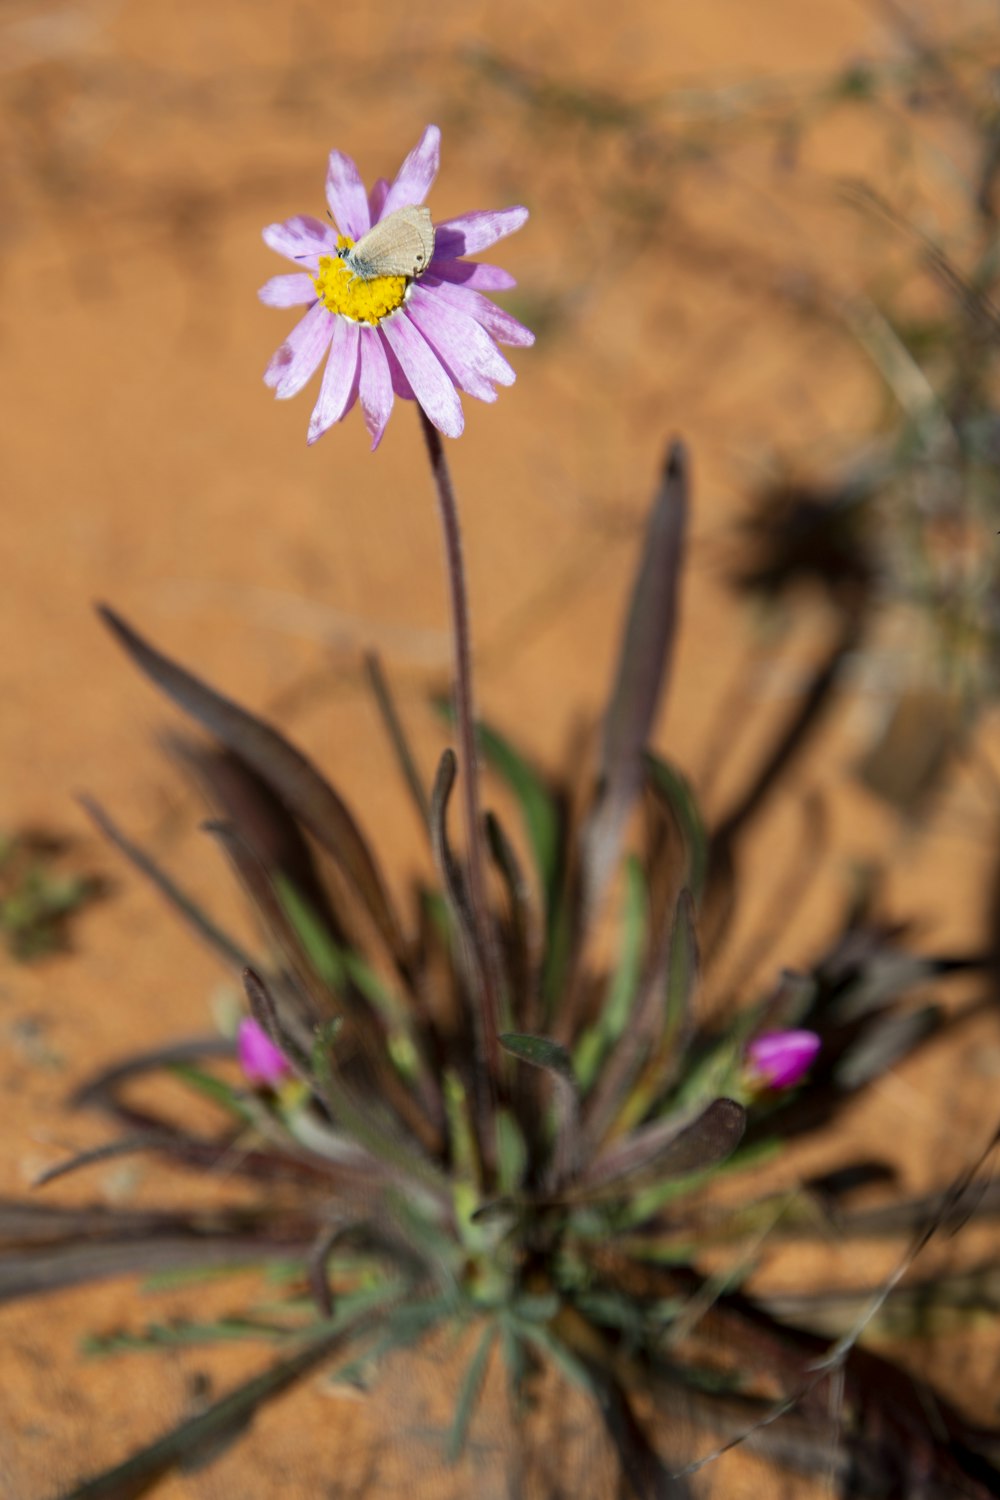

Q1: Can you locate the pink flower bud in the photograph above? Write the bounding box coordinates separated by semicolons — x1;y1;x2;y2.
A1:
238;1017;291;1088
746;1029;820;1090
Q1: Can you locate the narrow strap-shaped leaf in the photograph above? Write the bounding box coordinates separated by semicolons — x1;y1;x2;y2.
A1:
834;1006;940;1090
574;855;648;1096
433;700;563;922
78;795;251;973
474;719;562;917
580;1098;746;1195
428;753;497;1169
307;1217;349;1318
644;755;708;903
210;826;436;1162
500;1032;581;1188
485;809;538;1030
429;749;479;981
588;1363;692;1499
447;1321;499;1461
168;737;346;948
581;887;697;1149
243;969;447;1201
57;1320;373;1499
581;441;689;918
365;651;431;829
0;1201;322;1303
98;606;408;967
34;1133;180;1189
610;890;702;1137
71;1036;235;1109
205;821;332;1046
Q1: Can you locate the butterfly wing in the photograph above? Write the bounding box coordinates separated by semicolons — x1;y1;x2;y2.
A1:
348;207;435;280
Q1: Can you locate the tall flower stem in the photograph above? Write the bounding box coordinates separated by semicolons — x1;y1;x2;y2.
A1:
418;410;502;1092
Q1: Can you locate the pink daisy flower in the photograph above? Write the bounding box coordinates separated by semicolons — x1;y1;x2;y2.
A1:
259;125;534;447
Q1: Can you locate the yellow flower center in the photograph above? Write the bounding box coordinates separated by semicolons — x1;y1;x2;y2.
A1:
313;235;408;325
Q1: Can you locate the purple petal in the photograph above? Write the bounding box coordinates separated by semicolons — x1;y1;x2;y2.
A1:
368;176;390;223
747;1030;821;1090
263;214;338;268
433;207;529;259
406;287;514;401
381;312;464;438
423;277;534;347
258;273;318;308
381;124;441;217
429;258;517;292
265;301;335;399
359;329;394;450
382;336;416;400
238;1017;291;1087
308;318;361;445
325;149;371;240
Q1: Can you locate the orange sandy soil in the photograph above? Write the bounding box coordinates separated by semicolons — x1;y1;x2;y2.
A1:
2;0;1000;1495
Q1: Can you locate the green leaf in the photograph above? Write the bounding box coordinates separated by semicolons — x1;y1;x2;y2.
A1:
499;1033;580;1187
168;1064;255;1123
573;855;647;1089
434;701;561;914
82;1317;296;1357
644;754;708;901
499;1032;574;1081
447;1321;498;1461
274;875;347;989
496;1109;528;1196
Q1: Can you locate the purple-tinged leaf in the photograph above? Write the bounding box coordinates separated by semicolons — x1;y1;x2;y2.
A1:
589;1363;693;1499
244;970;448;1199
206;822;332;1045
433;702;563;921
72;1036;234;1109
0;1201;322;1303
0;1238;300;1309
500;1032;580;1187
307;1219;349;1319
581;1097;746;1195
168;738;346;948
364;651;431;830
429;749;478;969
78;795;251;973
34;1133;179;1188
58;1324;368;1499
98;606;408;968
211;826;429;1152
583;888;699;1149
644;754;708;902
582;441;688;918
834;1006;940;1089
485;809;539;1032
428;751;496;1148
